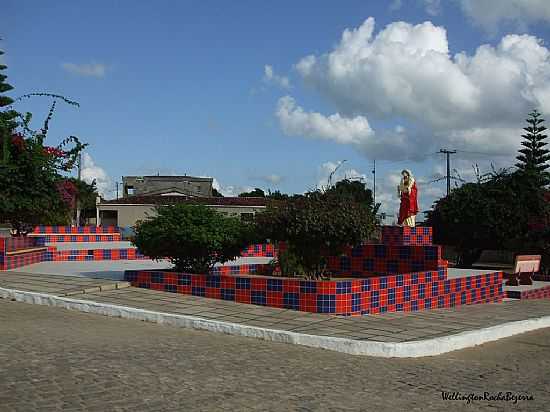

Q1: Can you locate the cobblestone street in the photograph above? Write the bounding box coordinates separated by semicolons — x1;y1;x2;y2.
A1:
1;299;549;411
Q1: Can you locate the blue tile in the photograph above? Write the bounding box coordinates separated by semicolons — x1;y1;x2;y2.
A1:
251;291;267;305
363;258;374;272
362;278;371;292
206;276;221;288
336;281;352;294
374;245;386;258
236;277;251;290
267;278;283;292
164;284;177;293
177;274;191;286
317;294;336;313
340;256;351;271
284;292;300;310
192;287;205;297
387;261;398;273
300;281;317;294
221;288;235;301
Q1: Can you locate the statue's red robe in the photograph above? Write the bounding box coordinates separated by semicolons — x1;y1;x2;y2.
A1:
398;181;419;225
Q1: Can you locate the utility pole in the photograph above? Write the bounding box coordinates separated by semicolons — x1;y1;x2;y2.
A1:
75;153;82;227
372;159;376;206
116;182;120;200
439;149;456;196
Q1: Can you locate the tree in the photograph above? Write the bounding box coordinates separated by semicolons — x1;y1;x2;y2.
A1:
255;189;377;278
212;187;224;197
0;48;18;164
324;179;376;206
0;46;87;231
133;204;257;273
516;109;550;186
238;188;265;197
266;189;289;200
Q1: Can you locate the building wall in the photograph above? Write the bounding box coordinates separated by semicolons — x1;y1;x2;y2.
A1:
97;204;265;228
122;176;213;197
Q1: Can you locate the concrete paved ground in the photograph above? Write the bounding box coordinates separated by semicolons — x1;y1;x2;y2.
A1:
1;271;550;344
0;298;548;411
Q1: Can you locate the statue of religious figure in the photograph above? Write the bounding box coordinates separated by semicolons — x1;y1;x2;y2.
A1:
397;169;419;227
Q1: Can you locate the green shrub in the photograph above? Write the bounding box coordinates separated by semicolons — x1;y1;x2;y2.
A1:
255;188;376;279
133;204;257;273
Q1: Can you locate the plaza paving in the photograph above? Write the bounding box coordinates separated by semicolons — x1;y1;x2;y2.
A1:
1;270;550;344
0;298;548;411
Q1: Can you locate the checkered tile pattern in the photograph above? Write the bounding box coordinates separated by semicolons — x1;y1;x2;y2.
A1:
327;244;442;276
125;269;504;315
44;248;147;261
240;244;277;258
3;236;45;252
506;284;550;299
30;234;122;242
32;225;121;234
1;250;46;270
381;226;433;246
210;264;271;276
0;236;48;270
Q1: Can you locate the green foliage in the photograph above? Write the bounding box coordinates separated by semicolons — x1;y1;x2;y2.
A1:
133;204;258;273
427;169;549;267
266;189;290;200
0;46;87;230
239;188;265;197
212;187;224;197
255;188;377;278
324;179;377;207
516;109;550;186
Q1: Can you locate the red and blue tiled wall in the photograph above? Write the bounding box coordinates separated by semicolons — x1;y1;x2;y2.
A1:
125;269;503;315
326;244;443;276
240;244;276;258
506;284;550;300
381;226;433;246
32;225;121;234
31;234;122;243
44;248;147;261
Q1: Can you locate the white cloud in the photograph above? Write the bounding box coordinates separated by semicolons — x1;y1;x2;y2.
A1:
263;65;291;89
211;178;253;197
459;0;550;33
290;17;550;159
80;153;112;198
259;174;284;185
276;96;374;145
317;161;368;190
62;62;106;77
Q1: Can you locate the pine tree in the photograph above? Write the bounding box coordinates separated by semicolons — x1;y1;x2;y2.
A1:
516;109;550;186
0;47;19;164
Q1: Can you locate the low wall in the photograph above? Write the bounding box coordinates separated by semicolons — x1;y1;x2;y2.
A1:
0;237;47;270
44;247;147;261
326;244;442;276
32;225;120;234
125;269;504;316
33;234;122;243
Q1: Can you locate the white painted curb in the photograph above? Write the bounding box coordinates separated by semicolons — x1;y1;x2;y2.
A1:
2;287;550;358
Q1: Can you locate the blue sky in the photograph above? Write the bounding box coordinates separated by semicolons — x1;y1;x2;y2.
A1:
3;0;550;221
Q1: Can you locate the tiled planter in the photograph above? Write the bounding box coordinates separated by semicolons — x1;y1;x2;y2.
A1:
125;269;504;316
